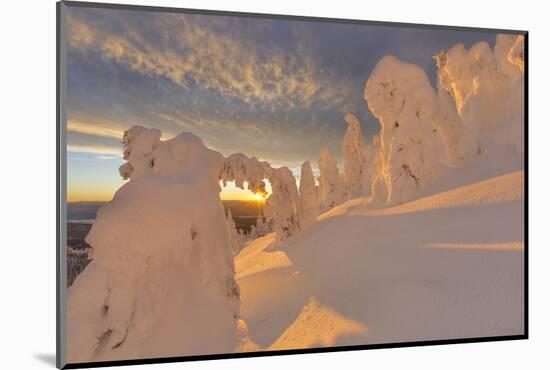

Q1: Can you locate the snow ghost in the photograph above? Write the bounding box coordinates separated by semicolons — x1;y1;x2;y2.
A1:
342;113;369;197
318;148;345;210
227;208;246;255
364;34;524;205
434;35;525;165
68;128;241;362
299;161;320;228
264;167;302;243
365;56;442;204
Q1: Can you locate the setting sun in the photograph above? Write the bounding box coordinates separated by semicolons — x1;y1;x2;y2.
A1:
253;193;266;201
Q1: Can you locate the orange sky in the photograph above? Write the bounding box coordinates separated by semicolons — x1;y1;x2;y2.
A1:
68;180;272;202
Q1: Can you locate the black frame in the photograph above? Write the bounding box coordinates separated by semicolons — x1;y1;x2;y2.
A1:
56;1;529;368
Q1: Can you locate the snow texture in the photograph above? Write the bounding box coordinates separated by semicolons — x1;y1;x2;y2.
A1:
68;130;240;362
220;154;270;197
298;161;320;229
264;167;302;243
364;34;524;205
365;55;444;205
318;148;346;210
220;153;302;242
435;35;525;165
237;171;524;350
342;113;369;197
254;215;271;237
227;209;247;255
69;129;311;361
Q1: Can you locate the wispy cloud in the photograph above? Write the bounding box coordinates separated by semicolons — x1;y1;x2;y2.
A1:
67;10;351;110
65;7;499;202
68;143;122;156
68;117;125;140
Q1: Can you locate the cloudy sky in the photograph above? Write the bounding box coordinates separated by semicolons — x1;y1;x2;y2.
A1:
66;5;496;201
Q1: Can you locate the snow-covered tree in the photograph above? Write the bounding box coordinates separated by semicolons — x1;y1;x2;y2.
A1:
248;224;259;240
342;113;368;197
67;247;92;287
220;153;269;197
362;134;387;202
363;34;525;206
118;126;161;180
364;56;443;205
318;148;345;210
220;153;304;243
434;34;525;164
227;208;246;255
299;161;319;228
254;215;270;237
264;167;301;243
68;129;240;362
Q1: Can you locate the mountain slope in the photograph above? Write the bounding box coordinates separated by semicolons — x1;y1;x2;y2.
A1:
236;171;524;350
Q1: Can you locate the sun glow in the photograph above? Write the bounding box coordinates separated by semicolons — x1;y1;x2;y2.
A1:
253;193;266;201
219;180;271;201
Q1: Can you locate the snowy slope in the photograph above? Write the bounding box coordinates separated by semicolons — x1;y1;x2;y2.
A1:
236;171;524;350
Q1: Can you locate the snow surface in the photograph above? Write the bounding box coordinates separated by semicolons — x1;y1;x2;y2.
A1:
236;170;524;350
298;161;320;229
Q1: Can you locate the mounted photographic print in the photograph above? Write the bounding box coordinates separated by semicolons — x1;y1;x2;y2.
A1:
56;1;527;368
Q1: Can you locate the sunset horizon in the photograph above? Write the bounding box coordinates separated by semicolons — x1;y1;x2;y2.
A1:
65;7;496;205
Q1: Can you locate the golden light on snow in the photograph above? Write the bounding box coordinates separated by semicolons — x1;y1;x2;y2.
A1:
269;296;368;350
235;234;293;279
235;297;369;352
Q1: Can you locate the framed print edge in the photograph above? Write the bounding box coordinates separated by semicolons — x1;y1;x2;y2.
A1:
57;1;69;368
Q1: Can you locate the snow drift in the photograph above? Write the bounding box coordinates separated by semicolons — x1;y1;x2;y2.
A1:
236;171;524;350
